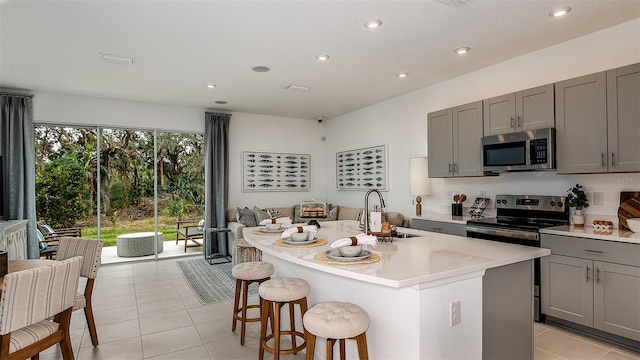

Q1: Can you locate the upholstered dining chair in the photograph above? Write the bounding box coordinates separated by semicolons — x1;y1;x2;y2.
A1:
0;256;83;360
56;237;103;347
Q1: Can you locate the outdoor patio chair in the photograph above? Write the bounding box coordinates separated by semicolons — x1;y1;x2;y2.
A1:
0;256;82;360
56;237;104;347
176;219;204;252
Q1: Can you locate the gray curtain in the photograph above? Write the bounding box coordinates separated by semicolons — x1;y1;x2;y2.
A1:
204;112;231;257
1;94;38;259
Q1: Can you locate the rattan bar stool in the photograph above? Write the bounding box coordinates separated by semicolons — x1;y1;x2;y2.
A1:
303;301;370;360
258;277;310;360
231;261;275;345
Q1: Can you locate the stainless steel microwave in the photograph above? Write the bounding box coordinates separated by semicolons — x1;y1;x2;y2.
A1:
481;128;555;172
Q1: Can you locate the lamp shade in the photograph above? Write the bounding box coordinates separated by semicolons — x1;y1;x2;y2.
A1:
409;157;431;196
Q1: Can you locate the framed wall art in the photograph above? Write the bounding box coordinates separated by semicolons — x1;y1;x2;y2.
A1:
242;151;310;192
336;144;388;191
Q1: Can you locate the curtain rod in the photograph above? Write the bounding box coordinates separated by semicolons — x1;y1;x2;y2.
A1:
0;92;34;98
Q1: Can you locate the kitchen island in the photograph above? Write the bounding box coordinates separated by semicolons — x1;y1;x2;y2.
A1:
244;220;550;359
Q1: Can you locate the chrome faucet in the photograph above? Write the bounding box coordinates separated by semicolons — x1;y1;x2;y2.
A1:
364;188;386;234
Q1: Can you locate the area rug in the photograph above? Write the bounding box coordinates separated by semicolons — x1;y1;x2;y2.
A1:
177;258;258;304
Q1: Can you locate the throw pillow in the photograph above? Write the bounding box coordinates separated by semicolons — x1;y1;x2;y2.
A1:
325;206;338;221
265;208;282;219
234;207;257;227
38;224;59;241
252;206;271;223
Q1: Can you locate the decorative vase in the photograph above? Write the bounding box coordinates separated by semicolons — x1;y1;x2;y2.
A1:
572;210;586;227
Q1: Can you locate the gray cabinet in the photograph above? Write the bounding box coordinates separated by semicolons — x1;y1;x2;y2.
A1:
556;63;640;174
412;218;466;237
427;101;483;178
541;234;640;342
0;220;28;260
483;84;554;136
607;63;640;173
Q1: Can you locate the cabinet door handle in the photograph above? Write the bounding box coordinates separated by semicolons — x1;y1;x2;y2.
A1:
601;153;605;166
453;163;458;172
448;163;453;173
510;116;515;128
517;116;522;127
596;267;600;283
584;248;604;253
586;265;590;282
431;227;443;231
611;153;615;166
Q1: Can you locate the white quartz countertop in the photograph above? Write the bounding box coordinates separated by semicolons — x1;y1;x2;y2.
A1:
540;225;640;245
244;220;550;288
411;212;471;224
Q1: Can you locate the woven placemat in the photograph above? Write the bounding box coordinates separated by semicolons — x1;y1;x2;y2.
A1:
313;252;381;265
274;238;327;248
252;229;283;236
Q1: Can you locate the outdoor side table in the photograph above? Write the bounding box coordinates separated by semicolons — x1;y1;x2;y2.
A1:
204;227;232;265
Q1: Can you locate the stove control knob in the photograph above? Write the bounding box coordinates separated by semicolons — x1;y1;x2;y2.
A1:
550;201;556;207
557;202;563;207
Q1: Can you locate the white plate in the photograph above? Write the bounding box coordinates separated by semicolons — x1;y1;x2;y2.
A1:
259;227;285;233
324;249;371;262
282;237;318;245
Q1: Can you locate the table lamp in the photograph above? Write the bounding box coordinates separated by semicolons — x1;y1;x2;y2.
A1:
409;157;431;216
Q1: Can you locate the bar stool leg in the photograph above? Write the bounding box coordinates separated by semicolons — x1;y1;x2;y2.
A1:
326;339;336;360
240;280;250;345
305;331;316;360
274;302;283;360
339;339;346;360
231;279;241;332
289;300;296;350
259;298;269;360
355;333;369;360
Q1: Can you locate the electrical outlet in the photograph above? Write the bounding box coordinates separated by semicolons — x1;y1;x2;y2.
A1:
594;192;604;206
450;301;461;326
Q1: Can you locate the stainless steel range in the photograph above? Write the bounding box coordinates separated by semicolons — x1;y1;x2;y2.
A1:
465;194;570;321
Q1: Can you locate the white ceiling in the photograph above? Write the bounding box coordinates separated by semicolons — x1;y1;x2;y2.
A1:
1;0;639;120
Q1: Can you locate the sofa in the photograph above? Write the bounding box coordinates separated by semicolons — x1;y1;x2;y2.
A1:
225;204;408;246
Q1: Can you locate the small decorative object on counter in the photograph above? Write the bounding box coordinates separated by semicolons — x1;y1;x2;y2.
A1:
299;198;327;218
567;184;589;227
592;220;613;230
468;197;490;217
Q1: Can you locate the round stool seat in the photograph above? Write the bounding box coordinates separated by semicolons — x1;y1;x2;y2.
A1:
232;261;274;280
259;277;310;302
304;302;370;339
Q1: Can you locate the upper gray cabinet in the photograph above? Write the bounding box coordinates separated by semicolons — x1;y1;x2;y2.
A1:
556;63;640;174
607;63;640;173
428;101;484;178
483;84;555;136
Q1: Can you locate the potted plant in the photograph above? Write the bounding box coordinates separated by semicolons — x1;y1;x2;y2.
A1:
567;184;589;227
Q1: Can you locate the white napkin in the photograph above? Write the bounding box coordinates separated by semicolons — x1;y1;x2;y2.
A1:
281;225;318;239
330;233;378;248
259;217;293;226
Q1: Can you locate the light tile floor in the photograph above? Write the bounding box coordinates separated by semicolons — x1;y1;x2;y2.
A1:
39;258;639;360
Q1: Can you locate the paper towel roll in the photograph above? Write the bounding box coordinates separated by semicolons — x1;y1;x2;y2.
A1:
369;211;382;232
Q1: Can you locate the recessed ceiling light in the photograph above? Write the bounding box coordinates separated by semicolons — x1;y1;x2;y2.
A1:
316;54;330;62
397;72;409;78
252;66;271;72
364;19;382;29
549;7;571;17
215;100;228;105
207;84;216;89
99;53;134;65
454;47;470;55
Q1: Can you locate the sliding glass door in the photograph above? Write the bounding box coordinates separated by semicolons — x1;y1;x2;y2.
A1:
34;125;204;263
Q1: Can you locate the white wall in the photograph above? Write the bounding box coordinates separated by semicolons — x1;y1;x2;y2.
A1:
323;19;640;226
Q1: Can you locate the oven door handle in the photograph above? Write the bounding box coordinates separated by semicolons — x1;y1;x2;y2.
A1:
466;225;539;241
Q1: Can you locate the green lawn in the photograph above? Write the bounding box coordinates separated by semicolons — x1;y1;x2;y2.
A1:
80;216;187;247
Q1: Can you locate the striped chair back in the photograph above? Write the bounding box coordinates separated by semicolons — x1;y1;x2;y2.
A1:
57;237;103;279
0;256;82;334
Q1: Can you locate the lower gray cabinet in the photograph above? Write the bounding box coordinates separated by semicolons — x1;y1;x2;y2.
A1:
411;218;466;237
541;234;640;342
